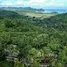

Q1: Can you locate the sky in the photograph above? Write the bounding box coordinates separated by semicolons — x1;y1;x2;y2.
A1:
0;0;67;9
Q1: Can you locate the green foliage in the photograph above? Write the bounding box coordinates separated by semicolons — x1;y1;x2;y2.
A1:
55;62;63;67
0;61;13;67
14;60;24;67
0;10;67;67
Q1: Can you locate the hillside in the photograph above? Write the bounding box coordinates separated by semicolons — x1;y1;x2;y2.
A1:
0;10;24;19
0;10;67;67
0;7;57;19
42;13;67;30
0;10;44;32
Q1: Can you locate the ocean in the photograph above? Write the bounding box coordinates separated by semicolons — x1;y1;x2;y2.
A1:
44;9;67;13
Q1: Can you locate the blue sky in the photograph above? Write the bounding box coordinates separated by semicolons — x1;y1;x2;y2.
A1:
0;0;67;9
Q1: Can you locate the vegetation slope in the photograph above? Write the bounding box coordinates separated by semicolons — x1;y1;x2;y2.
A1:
0;10;67;67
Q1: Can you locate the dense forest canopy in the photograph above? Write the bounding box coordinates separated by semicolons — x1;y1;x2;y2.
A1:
0;9;67;67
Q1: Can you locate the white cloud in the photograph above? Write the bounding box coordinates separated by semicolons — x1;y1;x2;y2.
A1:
0;0;66;8
16;0;23;5
22;0;65;8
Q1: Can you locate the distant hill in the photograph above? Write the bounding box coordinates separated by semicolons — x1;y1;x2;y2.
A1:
0;7;44;12
0;10;24;18
0;10;67;31
42;13;67;30
0;10;44;32
21;7;44;12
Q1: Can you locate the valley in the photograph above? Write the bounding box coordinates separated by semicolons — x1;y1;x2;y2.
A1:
0;8;67;67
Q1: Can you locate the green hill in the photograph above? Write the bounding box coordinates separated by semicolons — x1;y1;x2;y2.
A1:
40;13;67;31
0;10;67;31
0;10;44;32
0;10;21;18
0;10;67;67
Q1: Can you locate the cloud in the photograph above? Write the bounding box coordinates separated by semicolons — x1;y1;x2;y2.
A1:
0;0;67;8
21;0;66;8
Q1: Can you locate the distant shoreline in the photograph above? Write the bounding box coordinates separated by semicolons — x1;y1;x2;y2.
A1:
0;7;67;13
43;9;67;13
